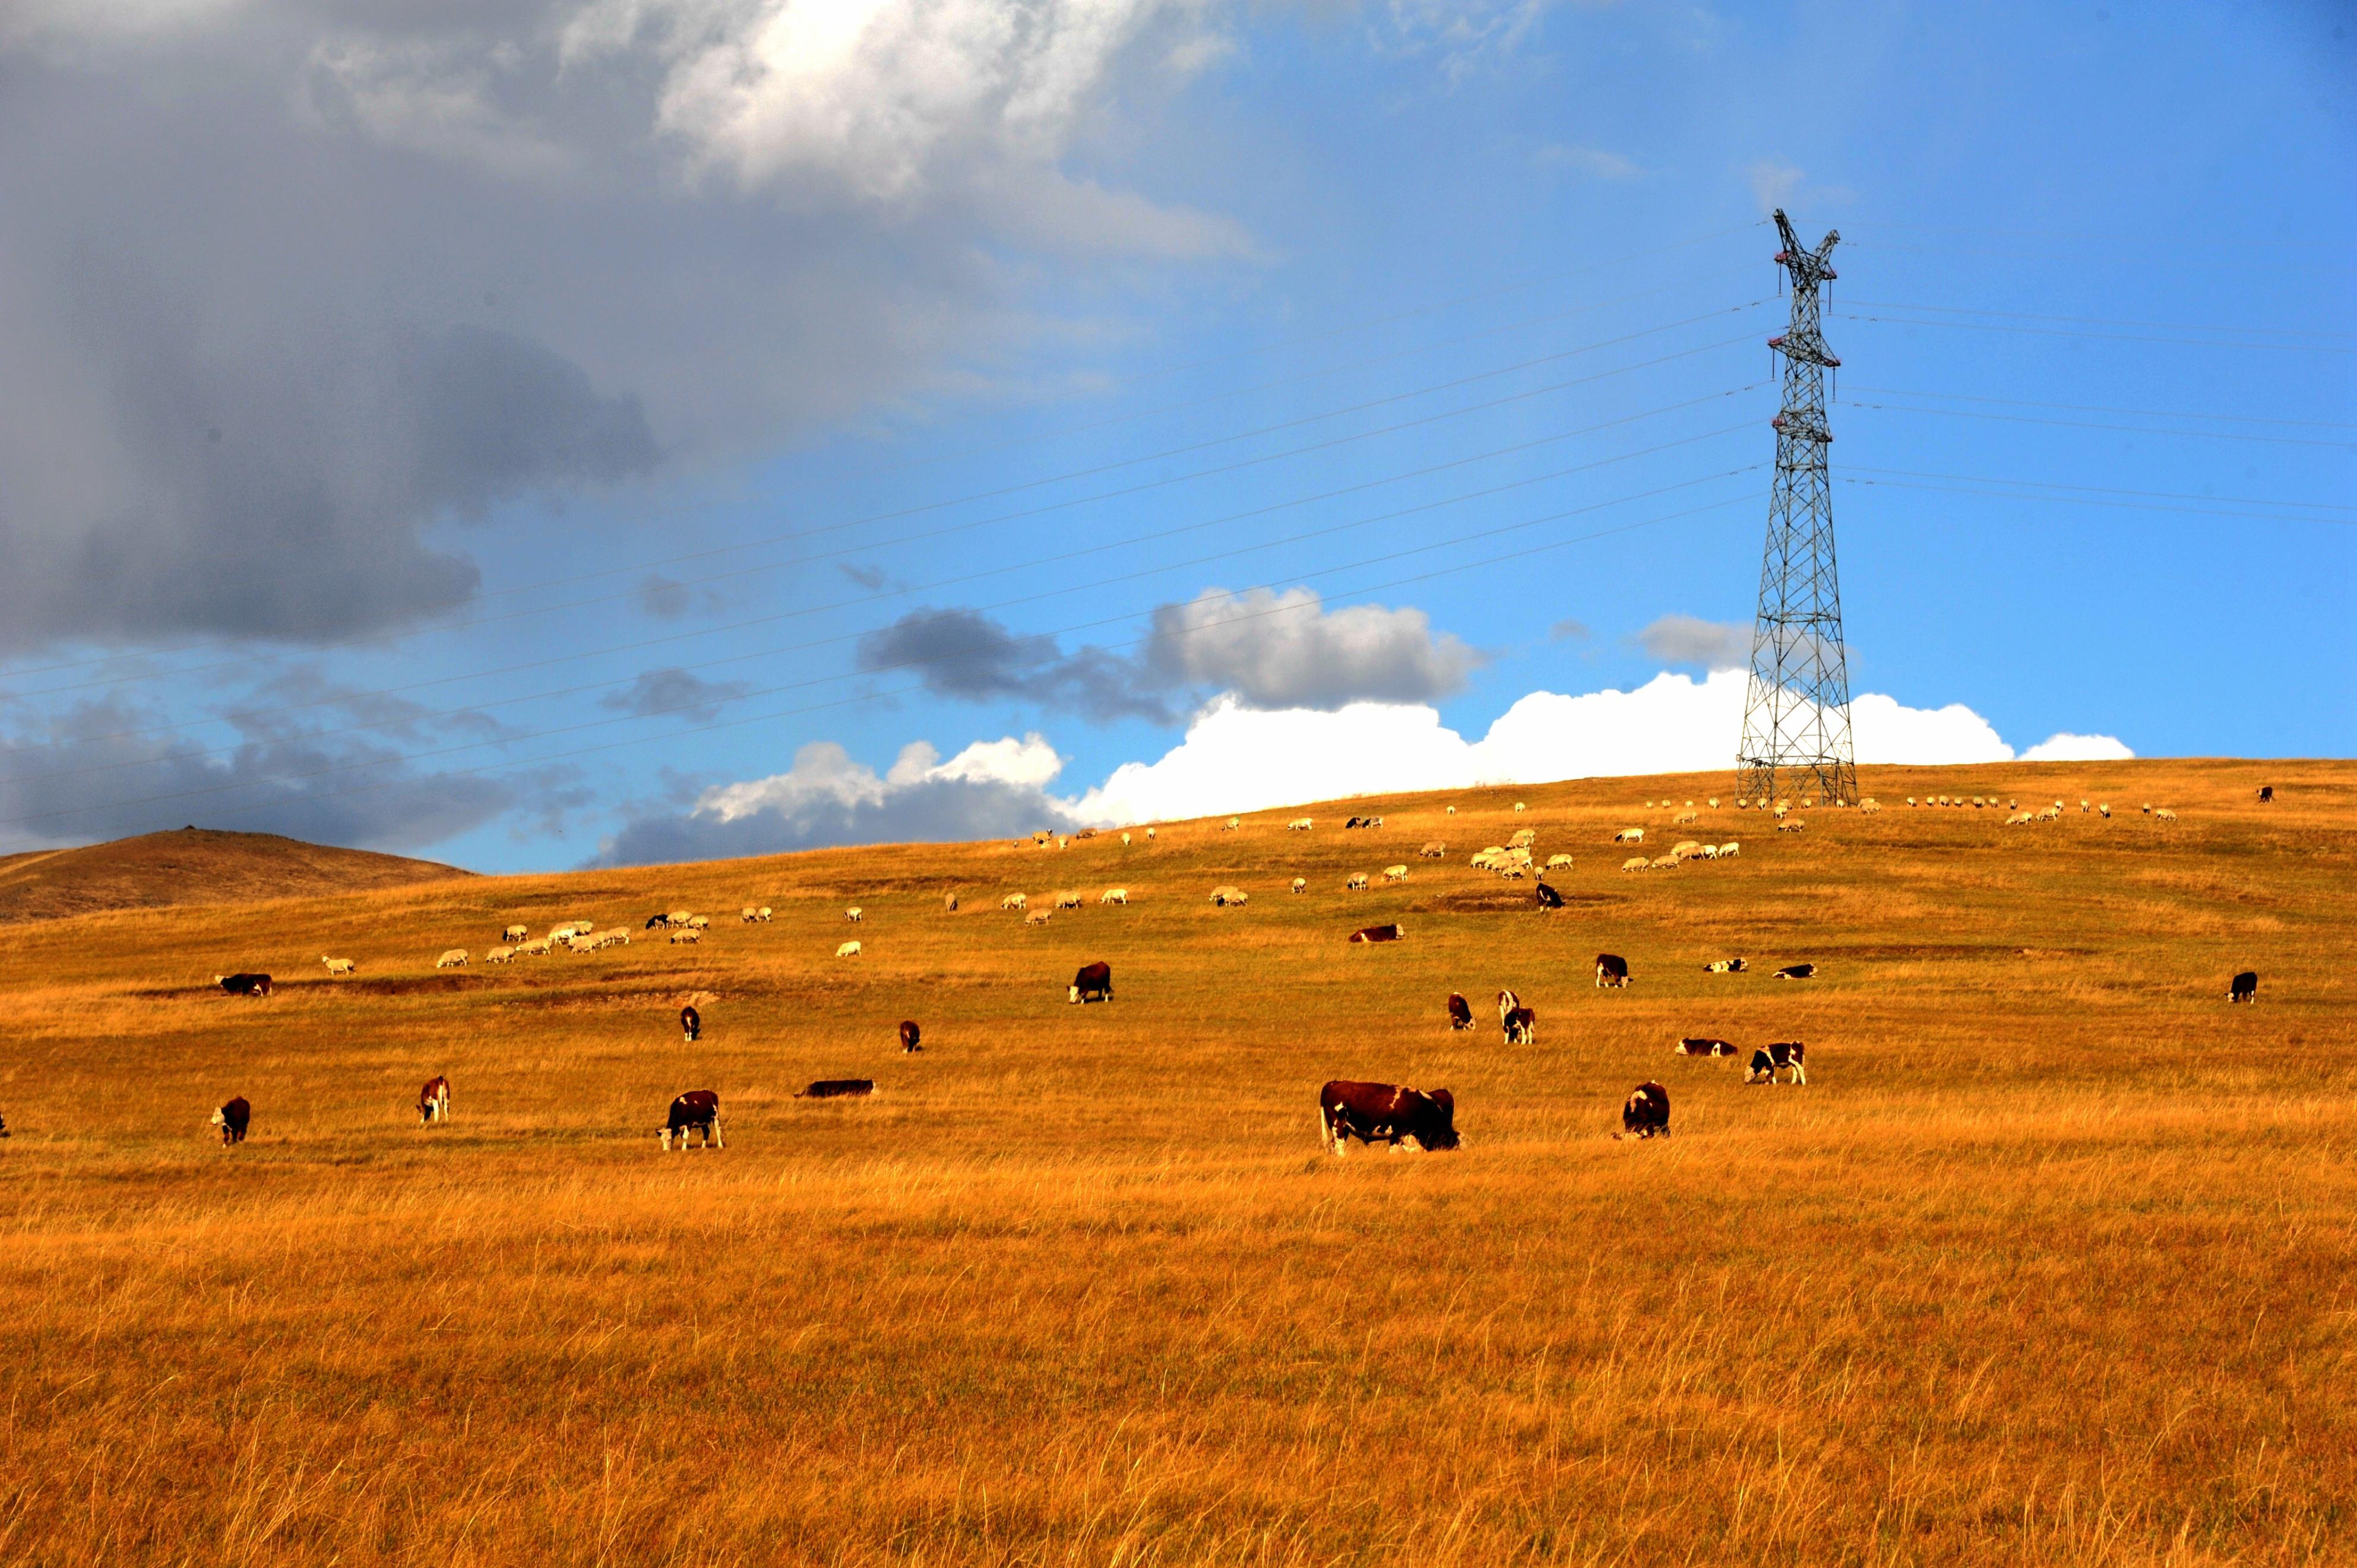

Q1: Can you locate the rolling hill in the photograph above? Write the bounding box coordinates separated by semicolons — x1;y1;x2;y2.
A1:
0;827;467;923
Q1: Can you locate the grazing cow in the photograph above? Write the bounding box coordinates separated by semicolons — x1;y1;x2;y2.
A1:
1100;888;1128;905
1502;1005;1537;1044
2258;785;2274;803
1318;1081;1460;1155
2229;970;2258;1004
1070;961;1113;1004
1613;827;1644;844
216;973;272;997
1001;892;1028;911
1447;993;1473;1031
1703;957;1747;974
1290;878;1308;894
1288;818;1314;831
418;1075;451;1124
1346;873;1370;890
681;1005;701;1041
1420;841;1447;859
1495;987;1522;1022
211;1096;251;1145
1595;954;1631;989
1621;856;1648;872
837;940;863;957
1534;881;1565;910
1745;1043;1808;1085
1384;864;1410;883
321;956;355;976
503;924;528;943
1617;1081;1671;1139
661;1091;723;1149
1350;923;1405;943
1209;886;1248;906
436;949;469;968
900;1019;922;1053
670;927;702;945
1025;910;1052;927
1773;962;1817;980
1676;1037;1737;1057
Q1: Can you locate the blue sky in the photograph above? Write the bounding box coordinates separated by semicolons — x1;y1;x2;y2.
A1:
0;0;2348;871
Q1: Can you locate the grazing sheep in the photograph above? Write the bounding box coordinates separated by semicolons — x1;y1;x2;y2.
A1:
435;949;468;969
1445;805;1456;815
1648;854;1679;870
2006;812;2033;826
2098;804;2111;818
1621;856;1649;872
1058;837;1068;850
1776;819;1805;833
1497;862;1529;880
1055;890;1084;910
1120;832;1131;845
321;956;356;976
1718;842;1741;858
516;937;552;956
1146;828;1156;840
944;893;959;912
1613;827;1644;844
1001;892;1028;911
837;939;864;956
1510;828;1536;848
1513;802;1526;813
2155;808;2178;823
741;906;760;922
1708;798;1720;809
1287;818;1314;831
1209;886;1248;906
665;927;701;945
1545;853;1574;869
1673;810;1698;826
502;924;528;943
485;947;515;964
596;931;630;949
1860;800;1881;813
1100;888;1128;905
1384;864;1410;883
1025;910;1052;927
1225;817;1241;831
1671;840;1703;860
1290;877;1308;894
1346;872;1371;890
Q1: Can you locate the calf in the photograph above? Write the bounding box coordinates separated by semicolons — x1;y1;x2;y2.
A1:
417;1075;451;1124
900;1019;922;1053
1703;958;1747;974
2229;970;2258;1004
211;1096;251;1145
1772;962;1816;980
1502;1005;1537;1045
1595;953;1632;989
1070;961;1113;1004
1675;1037;1737;1057
1446;993;1473;1031
661;1090;723;1149
1350;923;1405;943
798;1079;874;1100
216;973;272;997
1318;1081;1460;1155
1745;1043;1808;1085
681;1005;701;1042
1617;1081;1670;1139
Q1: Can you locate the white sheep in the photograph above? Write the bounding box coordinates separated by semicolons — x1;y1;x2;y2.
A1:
1287;817;1314;831
1347;872;1370;890
1613;828;1644;844
741;906;760;922
1621;856;1648;872
1513;802;1526;813
502;924;528;943
1099;888;1128;905
435;949;468;968
1545;853;1574;869
1056;891;1084;910
1290;877;1307;893
1445;805;1456;815
321;956;356;975
1717;842;1741;859
688;915;711;930
1001;892;1028;911
1120;832;1131;846
2155;807;2178;823
837;939;863;956
485;946;515;964
845;907;863;923
1146;828;1156;840
1026;909;1052;927
669;928;701;945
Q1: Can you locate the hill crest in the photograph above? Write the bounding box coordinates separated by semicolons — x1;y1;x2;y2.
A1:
0;828;469;923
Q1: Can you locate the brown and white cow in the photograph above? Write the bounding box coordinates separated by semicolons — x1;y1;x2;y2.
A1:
1594;953;1631;989
1772;962;1817;980
1070;961;1113;1004
1745;1043;1807;1085
1703;958;1747;973
216;973;271;997
681;1005;701;1042
211;1096;251;1145
417;1076;451;1124
1502;1005;1537;1045
900;1019;922;1053
1446;992;1474;1030
1675;1037;1737;1057
1350;923;1405;943
1617;1081;1670;1139
1318;1081;1460;1155
661;1090;723;1148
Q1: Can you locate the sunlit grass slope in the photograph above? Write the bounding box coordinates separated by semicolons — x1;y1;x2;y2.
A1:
2;758;2352;1566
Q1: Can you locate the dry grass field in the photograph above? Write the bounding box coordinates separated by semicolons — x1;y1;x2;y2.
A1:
2;758;2352;1567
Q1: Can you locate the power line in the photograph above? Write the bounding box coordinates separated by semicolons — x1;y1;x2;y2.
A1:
1846;387;2357;432
1840;474;2356;527
1842;299;2357;341
4;418;1762;783
1838;312;2357;355
1842;398;2357;448
1844;465;2357;514
0;485;1764;831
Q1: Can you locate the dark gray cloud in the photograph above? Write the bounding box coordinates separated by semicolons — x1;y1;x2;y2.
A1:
1634;613;1752;671
597;666;754;723
857;608;1176;723
1140;587;1479;708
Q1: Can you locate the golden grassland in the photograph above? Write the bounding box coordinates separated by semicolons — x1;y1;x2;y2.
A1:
2;758;2353;1566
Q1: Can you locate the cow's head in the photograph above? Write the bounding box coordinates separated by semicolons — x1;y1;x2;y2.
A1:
1068;984;1081;1003
1419;1089;1461;1149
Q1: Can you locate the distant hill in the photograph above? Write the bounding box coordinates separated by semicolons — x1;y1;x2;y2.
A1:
0;828;469;923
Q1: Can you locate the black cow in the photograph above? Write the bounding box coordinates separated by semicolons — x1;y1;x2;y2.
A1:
1675;1037;1737;1057
1746;1043;1807;1085
900;1019;922;1053
211;1096;251;1145
1594;953;1631;989
2229;970;2259;1004
681;1005;701;1041
216;973;272;997
1446;992;1473;1031
1618;1081;1670;1139
1534;880;1565;909
2257;785;2274;803
1318;1080;1460;1155
1350;923;1405;943
1772;962;1817;980
661;1090;722;1149
798;1079;874;1100
1502;1006;1537;1044
1070;961;1113;1004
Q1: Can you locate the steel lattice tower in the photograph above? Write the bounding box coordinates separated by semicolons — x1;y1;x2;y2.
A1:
1736;210;1858;807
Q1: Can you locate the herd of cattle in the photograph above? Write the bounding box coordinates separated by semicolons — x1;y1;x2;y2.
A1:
166;786;2266;1154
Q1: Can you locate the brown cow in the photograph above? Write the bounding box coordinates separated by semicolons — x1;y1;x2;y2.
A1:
1617;1081;1670;1139
1069;961;1113;1003
661;1091;723;1149
900;1019;922;1053
681;1005;701;1042
1594;954;1631;989
1350;923;1405;943
417;1075;451;1124
211;1096;251;1145
1446;992;1473;1030
1318;1081;1460;1155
